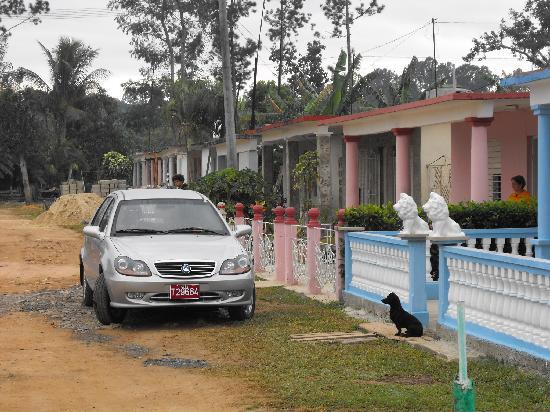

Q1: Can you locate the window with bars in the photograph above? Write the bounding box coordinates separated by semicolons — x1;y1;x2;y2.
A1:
492;174;502;201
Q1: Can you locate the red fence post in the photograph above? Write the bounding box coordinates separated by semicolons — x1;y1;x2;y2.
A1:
284;207;298;285
235;202;245;226
307;208;321;294
273;206;286;282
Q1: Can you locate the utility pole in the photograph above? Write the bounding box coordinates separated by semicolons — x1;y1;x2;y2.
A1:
432;17;437;97
218;0;237;169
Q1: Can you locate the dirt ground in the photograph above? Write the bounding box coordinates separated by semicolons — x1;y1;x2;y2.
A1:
0;207;261;411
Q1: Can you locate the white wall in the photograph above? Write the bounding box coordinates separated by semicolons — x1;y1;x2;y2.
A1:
420;123;452;202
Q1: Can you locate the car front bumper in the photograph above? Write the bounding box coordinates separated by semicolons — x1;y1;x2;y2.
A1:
106;272;255;308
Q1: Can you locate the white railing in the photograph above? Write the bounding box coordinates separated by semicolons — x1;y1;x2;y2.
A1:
348;234;410;304
292;225;308;284
440;246;550;359
261;221;275;274
315;227;337;292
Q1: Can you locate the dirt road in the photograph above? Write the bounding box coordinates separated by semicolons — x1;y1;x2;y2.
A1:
0;207;261;411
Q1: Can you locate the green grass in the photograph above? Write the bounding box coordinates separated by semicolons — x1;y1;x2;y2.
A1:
7;203;44;219
194;287;549;411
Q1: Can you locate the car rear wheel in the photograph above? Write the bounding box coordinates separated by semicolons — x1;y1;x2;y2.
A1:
93;272;127;325
228;288;255;321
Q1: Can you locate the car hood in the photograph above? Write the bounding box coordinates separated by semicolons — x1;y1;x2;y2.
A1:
109;234;243;263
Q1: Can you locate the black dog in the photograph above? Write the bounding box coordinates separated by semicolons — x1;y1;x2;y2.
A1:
381;292;423;337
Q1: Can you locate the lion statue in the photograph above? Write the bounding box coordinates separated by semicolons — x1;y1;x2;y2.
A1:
393;193;429;235
422;192;465;237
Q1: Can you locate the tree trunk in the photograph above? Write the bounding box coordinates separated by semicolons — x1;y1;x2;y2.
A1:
161;0;176;84
277;0;285;95
229;0;240;132
19;154;32;204
218;0;237;169
177;1;187;81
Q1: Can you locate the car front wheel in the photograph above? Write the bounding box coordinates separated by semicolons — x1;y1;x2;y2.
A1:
93;272;126;325
228;288;255;321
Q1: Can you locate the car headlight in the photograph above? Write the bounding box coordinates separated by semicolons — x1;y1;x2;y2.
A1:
114;256;151;277
220;254;250;275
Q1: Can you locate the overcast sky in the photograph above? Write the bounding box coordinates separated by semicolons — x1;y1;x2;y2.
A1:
3;0;534;99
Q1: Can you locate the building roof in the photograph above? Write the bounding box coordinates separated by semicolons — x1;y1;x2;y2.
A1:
319;92;530;126
254;115;336;133
501;69;550;87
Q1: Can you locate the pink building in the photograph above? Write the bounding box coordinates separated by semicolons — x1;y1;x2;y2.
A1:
318;92;536;207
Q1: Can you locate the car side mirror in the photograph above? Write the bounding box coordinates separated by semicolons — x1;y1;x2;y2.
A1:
232;224;252;238
83;225;105;240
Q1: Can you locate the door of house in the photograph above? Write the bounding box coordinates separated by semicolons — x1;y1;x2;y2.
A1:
359;148;381;205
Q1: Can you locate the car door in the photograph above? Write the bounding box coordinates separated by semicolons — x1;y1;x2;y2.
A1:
85;196;116;288
82;197;112;280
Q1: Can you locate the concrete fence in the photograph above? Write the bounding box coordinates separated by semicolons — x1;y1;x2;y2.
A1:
341;226;548;360
439;245;550;360
222;203;339;298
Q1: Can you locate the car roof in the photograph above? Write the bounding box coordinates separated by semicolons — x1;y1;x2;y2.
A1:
111;189;207;201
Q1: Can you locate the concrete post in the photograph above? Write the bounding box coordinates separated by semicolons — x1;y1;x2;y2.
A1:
262;145;274;187
141;161;147;187
532;105;550;259
168;156;176;183
317;133;332;214
392;128;414;197
157;159;162;186
161;157;168;185
307;208;321;294
132;162;137;187
284;141;300;209
273;206;286;282
284;207;298;285
466;117;493;202
234;202;245;226
400;234;429;327
335;209;346;301
344;136;360;207
149;160;154;186
252;205;264;273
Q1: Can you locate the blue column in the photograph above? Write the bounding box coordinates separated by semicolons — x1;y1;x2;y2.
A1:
532;104;550;260
407;236;429;327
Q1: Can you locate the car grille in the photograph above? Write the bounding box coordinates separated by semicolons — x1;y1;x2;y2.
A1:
154;261;216;278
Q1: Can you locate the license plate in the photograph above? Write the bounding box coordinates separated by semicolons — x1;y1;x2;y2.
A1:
170;284;200;300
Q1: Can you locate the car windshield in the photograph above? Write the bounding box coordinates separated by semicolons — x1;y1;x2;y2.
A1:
112;198;229;236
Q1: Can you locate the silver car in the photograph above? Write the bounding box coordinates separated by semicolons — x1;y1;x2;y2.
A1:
80;189;254;325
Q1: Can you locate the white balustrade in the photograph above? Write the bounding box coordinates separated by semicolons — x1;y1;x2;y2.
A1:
260;222;275;274
445;253;550;350
350;238;410;304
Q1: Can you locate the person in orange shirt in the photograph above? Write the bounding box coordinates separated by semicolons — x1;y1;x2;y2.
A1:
508;175;532;203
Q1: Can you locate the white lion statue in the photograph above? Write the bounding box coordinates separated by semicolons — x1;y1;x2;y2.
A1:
393;193;429;235
422;192;465;237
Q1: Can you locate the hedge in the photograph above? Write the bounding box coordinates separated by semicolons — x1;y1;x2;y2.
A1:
343;200;537;231
188;168;283;219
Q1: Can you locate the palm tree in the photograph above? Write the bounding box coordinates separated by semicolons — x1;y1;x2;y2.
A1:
20;37;109;179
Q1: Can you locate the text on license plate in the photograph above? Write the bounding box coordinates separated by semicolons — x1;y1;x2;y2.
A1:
170;284;200;300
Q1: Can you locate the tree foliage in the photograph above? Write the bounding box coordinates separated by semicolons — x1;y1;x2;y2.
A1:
265;0;310;93
101;151;133;181
0;0;49;35
464;0;550;68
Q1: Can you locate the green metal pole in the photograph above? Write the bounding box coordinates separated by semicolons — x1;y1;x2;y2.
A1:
453;301;476;412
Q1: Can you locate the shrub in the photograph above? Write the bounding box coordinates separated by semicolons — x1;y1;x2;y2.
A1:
101;151;132;182
189;168;283;219
344;200;537;231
